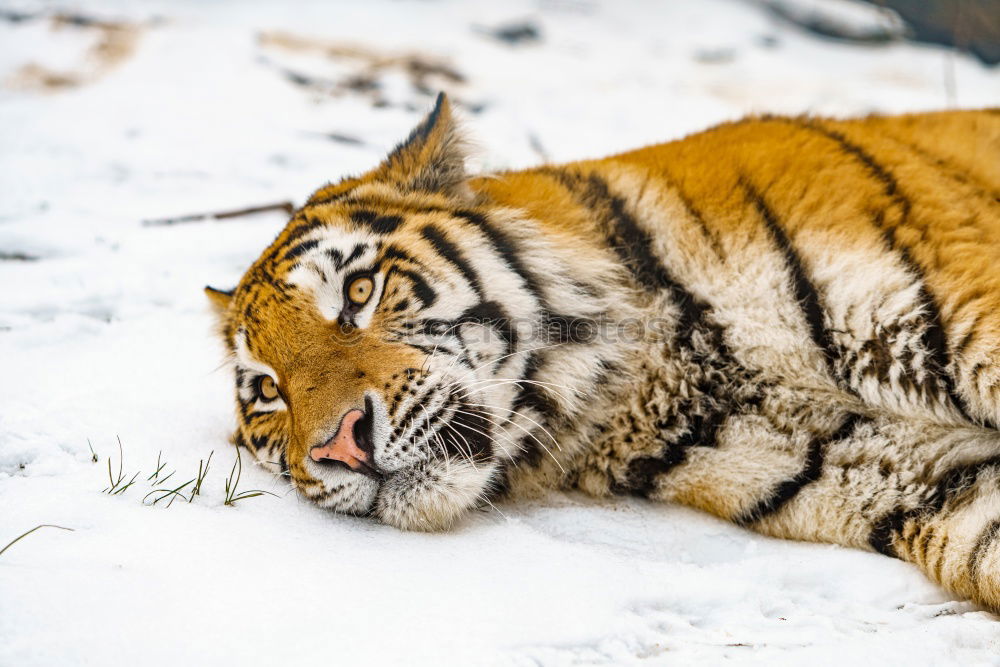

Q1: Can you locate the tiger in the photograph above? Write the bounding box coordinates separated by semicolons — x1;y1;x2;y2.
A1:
206;93;1000;610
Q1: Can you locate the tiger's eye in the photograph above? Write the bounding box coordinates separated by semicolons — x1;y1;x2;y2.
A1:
258;375;279;401
347;276;374;306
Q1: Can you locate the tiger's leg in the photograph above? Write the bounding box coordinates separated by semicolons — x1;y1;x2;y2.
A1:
592;406;1000;609
749;415;1000;609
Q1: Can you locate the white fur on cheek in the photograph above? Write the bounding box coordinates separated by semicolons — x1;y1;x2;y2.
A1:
376;458;497;531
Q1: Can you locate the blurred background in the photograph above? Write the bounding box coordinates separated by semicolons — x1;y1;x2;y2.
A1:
1;0;998;231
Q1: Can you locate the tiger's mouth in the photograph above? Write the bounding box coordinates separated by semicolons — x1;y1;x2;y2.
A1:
295;383;504;529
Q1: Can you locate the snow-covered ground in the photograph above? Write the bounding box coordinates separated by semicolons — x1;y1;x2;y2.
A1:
2;0;999;664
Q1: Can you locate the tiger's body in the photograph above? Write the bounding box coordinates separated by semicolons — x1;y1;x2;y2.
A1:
209;96;1000;609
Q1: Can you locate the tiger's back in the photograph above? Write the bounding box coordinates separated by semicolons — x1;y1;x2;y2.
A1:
476;109;1000;429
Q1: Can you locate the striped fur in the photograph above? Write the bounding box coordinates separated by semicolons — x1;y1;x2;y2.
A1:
208;94;1000;610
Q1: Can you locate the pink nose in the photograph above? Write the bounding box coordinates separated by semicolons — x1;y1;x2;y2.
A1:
309;409;371;471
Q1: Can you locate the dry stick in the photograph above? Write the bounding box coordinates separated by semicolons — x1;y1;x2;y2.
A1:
142;201;295;227
0;525;74;557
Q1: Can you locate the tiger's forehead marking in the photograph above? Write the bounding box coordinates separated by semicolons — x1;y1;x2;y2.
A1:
284;226;383;323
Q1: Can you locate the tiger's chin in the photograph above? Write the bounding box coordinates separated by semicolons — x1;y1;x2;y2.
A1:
375;458;499;532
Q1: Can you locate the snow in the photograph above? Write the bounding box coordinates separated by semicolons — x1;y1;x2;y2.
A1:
1;0;999;664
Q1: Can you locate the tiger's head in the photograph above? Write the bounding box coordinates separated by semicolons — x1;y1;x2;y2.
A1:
206;94;606;530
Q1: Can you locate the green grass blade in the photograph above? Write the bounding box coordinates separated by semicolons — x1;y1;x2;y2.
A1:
0;524;74;558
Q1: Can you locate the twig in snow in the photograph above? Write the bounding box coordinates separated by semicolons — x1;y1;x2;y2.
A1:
0;251;39;261
141;201;295;227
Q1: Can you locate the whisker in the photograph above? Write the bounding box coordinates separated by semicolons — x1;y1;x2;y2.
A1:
458;378;579;406
462;401;561;448
418;321;467;375
418;401;474;469
457;402;563;454
441;419;499;468
447;405;527;461
443;411;530;468
481;496;509;521
439;407;482;469
258;460;292;477
443;342;568;389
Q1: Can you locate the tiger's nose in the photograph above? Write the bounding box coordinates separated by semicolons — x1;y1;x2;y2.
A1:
310;408;380;477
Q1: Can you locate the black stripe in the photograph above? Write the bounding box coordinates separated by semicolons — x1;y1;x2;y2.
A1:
612;381;750;496
307;186;359;208
399;392;458;455
403;341;461;360
931;454;1000;507
388;267;437;308
782;118;911;220
510;352;557;466
453;209;545;306
351;209;404;234
308;484;345;503
380;245;437;308
262;215;321;264
233;432;249;450
456;300;516;350
610;438;693;497
659;169;725;258
339;243;366;270
447;407;495;460
735;412;867;526
420;224;483;298
741;175;837;366
380;244;425;267
325;247;343;266
968;518;1000;585
892;136;1000;203
548;170;713;342
870;454;1000;557
571;171;673;291
891;237;975;423
785;118;977;424
282;239;319;262
609;353;768;496
391;385;440;442
869;507;916;558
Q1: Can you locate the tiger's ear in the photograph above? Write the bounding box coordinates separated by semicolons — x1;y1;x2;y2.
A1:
374;92;470;198
204;285;234;319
